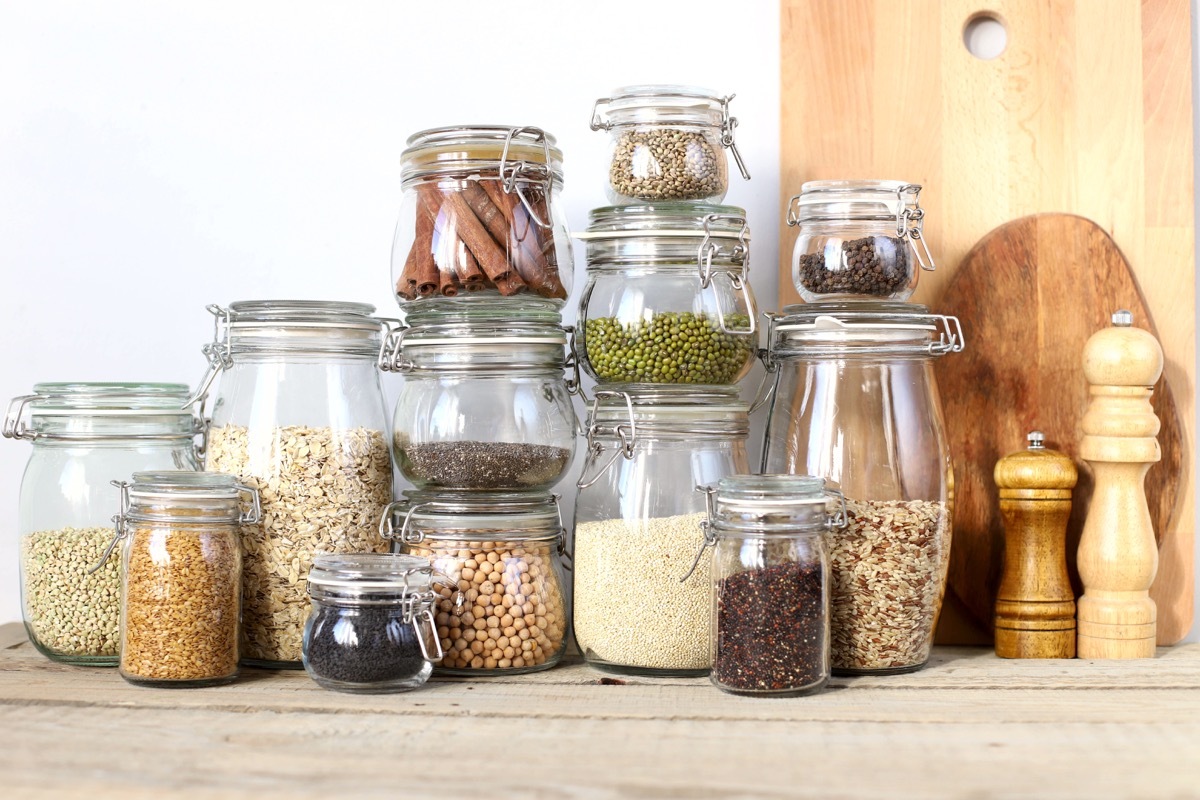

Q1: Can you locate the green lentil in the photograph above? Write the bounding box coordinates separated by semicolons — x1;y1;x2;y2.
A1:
583;311;754;384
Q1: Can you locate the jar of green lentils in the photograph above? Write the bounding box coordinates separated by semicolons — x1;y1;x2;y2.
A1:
575;204;758;386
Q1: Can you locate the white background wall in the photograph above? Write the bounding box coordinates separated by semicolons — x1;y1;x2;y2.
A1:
0;0;1194;641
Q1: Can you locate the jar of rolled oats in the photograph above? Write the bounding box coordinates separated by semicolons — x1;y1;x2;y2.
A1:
187;301;397;668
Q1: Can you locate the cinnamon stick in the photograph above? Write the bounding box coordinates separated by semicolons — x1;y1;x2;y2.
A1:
479;180;557;295
441;190;516;284
407;198;439;297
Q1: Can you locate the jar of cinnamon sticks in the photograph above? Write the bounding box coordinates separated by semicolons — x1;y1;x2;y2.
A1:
392;126;573;310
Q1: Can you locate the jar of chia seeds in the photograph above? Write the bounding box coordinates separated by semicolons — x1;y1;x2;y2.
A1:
575;204;758;386
3;383;203;666
393;125;574;311
589;85;751;204
380;492;570;675
573;386;750;676
381;305;578;492
697;474;841;697
761;301;964;674
785;180;937;302
302;553;445;694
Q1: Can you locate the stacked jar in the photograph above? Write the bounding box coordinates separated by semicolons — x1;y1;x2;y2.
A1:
572;86;756;676
763;180;966;674
380;125;579;676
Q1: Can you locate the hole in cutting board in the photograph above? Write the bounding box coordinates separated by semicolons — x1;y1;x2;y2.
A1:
963;13;1007;60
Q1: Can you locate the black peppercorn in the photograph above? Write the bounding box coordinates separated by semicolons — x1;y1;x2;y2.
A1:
797;235;911;297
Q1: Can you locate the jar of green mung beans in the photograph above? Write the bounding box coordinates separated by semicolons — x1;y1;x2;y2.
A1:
574;204;758;387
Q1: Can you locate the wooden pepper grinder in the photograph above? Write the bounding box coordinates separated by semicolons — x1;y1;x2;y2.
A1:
993;431;1078;658
1076;310;1162;659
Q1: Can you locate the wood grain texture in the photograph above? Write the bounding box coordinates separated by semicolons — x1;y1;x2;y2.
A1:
1;625;1199;798
780;0;1194;643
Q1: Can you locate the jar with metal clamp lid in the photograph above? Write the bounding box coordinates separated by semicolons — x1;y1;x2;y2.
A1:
392;125;574;310
4;383;202;665
302;553;446;693
576;204;757;386
785;180;936;302
573;386;750;676
692;475;841;696
589;85;751;204
187;300;397;668
381;305;579;492
380;492;570;675
761;301;964;674
109;471;258;687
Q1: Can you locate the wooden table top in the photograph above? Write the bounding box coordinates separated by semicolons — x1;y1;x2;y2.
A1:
1;622;1198;798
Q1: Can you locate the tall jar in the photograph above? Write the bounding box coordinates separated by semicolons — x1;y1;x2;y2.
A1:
576;205;757;386
785;180;936;302
382;306;578;492
761;301;965;674
704;475;839;697
190;301;396;668
589;85;751;204
114;471;256;688
573;386;750;676
3;383;201;665
392;125;574;312
381;492;570;675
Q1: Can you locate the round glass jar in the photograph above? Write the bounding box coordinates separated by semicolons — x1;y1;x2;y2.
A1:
576;204;757;386
761;301;964;674
381;309;577;492
3;382;201;666
700;474;838;697
302;553;444;694
189;300;396;669
111;471;255;687
589;85;750;204
381;492;570;675
785;180;936;302
573;386;750;676
392;125;574;311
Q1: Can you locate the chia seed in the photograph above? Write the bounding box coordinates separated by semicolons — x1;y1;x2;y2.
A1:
303;605;431;692
797;235;910;297
397;440;572;490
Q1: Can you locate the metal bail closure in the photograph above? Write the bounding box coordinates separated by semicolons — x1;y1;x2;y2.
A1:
680;485;719;583
499;126;554;229
826;487;849;529
895;184;936;272
3;394;37;440
785;194;804;227
720;94;751;181
550;493;574;571
697;213;756;337
378;500;429;546
238;483;262;525
88;480;131;575
588;97;613;131
378;322;412;373
930;314;967;355
577;390;638;490
183;304;233;412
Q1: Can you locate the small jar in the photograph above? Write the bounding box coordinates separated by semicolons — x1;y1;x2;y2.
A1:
785;180;936;302
590;85;750;204
576;205;757;386
701;475;839;697
381;492;570;675
302;553;444;694
113;471;256;688
573;386;750;676
392;125;574;310
4;383;202;665
382;308;577;492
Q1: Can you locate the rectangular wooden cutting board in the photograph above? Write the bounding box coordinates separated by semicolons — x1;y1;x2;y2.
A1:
780;0;1195;643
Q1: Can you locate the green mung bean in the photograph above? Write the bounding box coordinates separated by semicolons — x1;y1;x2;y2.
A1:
583;311;753;385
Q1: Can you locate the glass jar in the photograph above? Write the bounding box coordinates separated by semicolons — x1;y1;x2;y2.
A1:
589;85;750;204
576;205;757;386
3;383;202;665
392;125;574;311
573;386;750;676
381;309;577;492
302;553;444;693
785;180;936;302
381;492;570;675
113;471;256;687
701;475;839;697
761;301;965;674
189;300;396;668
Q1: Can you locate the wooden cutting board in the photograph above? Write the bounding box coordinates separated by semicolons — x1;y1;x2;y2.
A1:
936;213;1187;641
780;0;1195;643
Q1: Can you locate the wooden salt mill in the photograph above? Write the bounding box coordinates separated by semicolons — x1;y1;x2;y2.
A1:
993;431;1078;658
1076;310;1162;659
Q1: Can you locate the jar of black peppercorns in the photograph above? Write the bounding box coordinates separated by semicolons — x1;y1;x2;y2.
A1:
698;474;842;697
302;553;444;694
786;180;936;302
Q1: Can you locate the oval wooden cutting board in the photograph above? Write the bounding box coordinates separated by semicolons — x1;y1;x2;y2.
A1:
935;213;1186;643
